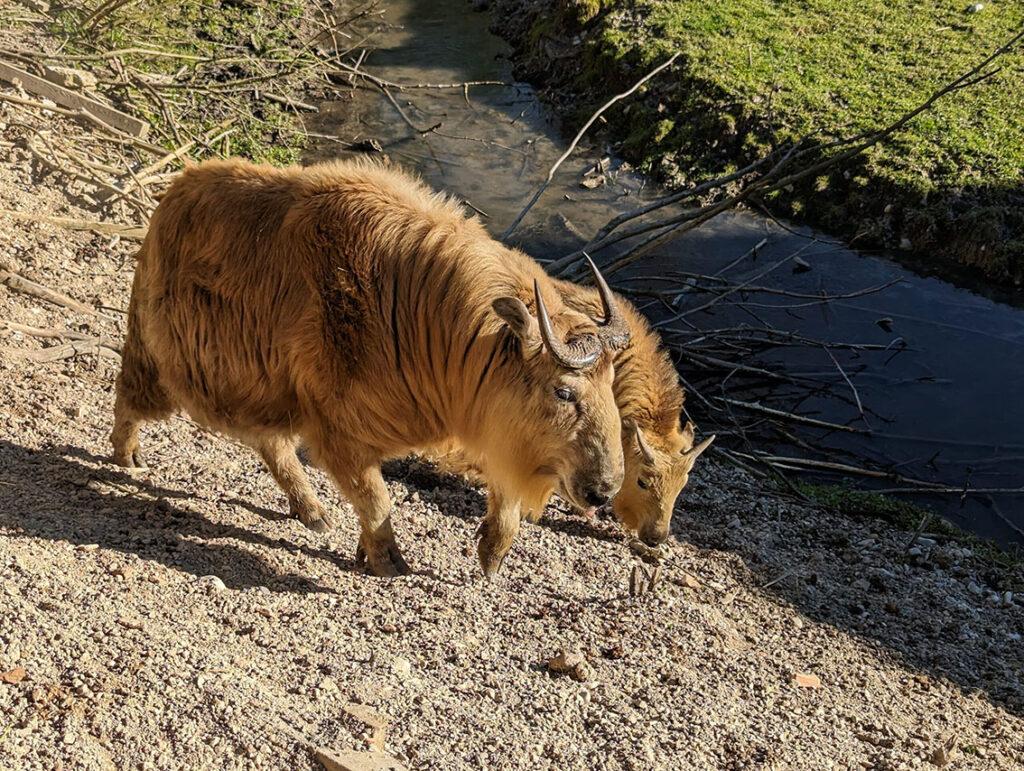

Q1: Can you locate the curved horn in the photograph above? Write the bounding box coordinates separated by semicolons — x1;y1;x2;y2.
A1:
583;253;630;350
634;423;656;464
534;279;600;370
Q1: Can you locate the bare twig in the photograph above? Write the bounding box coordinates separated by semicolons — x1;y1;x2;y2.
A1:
501;52;680;240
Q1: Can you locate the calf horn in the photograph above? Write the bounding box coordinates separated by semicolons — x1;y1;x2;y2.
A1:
534;279;600;370
583;253;630;350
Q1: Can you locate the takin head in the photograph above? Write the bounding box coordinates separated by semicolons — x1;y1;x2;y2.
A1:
484;258;629;518
613;420;714;546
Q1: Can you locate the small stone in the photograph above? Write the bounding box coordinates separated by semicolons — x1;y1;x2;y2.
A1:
966;3;984;13
198;575;226;593
1;666;27;684
681;572;701;590
727;517;742;529
547;651;589;682
967;581;983;596
1002;591;1014;606
851;578;871;592
899;236;912;250
390;656;412;679
580;174;606;190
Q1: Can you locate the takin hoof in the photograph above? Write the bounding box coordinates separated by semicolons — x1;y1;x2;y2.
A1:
112;448;147;469
355;537;411;578
476;524;510;578
291;500;336;533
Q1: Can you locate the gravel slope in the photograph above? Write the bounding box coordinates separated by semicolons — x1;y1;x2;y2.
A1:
2;68;1024;771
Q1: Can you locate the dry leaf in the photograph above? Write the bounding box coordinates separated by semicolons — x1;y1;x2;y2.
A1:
1;666;27;684
793;672;821;688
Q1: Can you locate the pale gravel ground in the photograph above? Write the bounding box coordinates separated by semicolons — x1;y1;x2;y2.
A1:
2;66;1024;771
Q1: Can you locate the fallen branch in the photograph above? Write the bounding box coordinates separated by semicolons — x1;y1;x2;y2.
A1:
0;209;146;239
4;338;120;362
0;268;118;322
0;59;150;136
715;397;869;435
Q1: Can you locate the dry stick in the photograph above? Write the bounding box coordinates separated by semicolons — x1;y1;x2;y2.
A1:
0;269;117;322
715;397;869;435
546;157;774;274
3;339;119;363
378;84;441;134
500;52;680;241
0;320;121;356
742;453;947;489
824;346;867;424
654;250;801;326
0;209;146;239
0;92;165;154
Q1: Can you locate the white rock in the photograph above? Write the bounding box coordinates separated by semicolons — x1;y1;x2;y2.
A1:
391;656;412;679
198;575;226;593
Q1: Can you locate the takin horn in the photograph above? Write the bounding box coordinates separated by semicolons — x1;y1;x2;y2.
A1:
534;279;601;370
684;434;716;459
583;253;630;350
635;423;656;464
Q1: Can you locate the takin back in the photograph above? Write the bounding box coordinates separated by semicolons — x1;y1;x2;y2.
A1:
111;158;629;577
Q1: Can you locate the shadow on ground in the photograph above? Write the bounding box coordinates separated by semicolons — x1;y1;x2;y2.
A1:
0;439;353;593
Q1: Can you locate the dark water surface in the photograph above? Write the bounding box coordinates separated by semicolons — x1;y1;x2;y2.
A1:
309;0;1024;545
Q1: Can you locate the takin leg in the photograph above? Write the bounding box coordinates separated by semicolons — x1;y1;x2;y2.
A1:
325;461;409;578
110;320;172;468
476;491;522;578
255;436;335;532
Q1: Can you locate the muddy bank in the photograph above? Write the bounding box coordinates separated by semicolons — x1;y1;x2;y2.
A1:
486;0;1024;288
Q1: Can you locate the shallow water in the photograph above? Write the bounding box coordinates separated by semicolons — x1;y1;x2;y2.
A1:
309;0;1024;545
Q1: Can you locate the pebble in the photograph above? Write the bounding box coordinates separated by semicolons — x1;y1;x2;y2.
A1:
548;651;590;682
391;656;412;679
966;3;984;13
198;575;226;593
966;581;983;596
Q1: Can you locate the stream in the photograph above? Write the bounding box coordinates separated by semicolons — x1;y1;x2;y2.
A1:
309;0;1024;545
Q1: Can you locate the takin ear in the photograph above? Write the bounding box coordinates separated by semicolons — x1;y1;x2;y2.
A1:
493;296;539;347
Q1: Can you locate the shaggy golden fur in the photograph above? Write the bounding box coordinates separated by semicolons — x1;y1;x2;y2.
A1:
431;279;713;545
111;158;625;576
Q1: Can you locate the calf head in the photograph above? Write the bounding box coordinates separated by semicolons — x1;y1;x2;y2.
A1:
614;420;714;546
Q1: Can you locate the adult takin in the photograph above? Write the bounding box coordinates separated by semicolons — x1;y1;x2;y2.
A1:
110;158;628;577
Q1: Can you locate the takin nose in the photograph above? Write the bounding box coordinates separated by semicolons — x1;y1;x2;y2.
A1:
582;480;618;508
640;527;669;547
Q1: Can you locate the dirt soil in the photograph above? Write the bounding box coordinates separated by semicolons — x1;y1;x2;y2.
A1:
2;24;1024;771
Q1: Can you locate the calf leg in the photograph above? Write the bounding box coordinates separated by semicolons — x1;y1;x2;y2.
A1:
110;321;172;468
256;436;335;532
476;491;521;577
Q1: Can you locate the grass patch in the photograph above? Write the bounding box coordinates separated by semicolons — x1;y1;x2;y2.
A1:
48;0;334;164
796;482;1024;578
516;0;1024;283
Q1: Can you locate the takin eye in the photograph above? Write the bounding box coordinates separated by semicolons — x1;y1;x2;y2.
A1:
554;387;577;403
637;478;651;490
